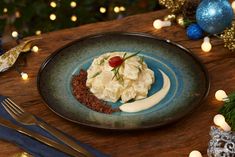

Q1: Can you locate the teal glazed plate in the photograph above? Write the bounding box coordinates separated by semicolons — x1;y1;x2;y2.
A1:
37;32;210;130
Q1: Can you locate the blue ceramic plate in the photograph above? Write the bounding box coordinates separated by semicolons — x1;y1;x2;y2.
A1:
37;32;210;130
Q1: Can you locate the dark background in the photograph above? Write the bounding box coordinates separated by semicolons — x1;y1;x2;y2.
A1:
0;0;162;37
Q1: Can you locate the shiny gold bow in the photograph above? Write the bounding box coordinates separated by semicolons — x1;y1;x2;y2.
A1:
0;38;41;72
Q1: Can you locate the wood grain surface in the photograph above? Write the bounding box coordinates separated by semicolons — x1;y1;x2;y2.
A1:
1;9;235;157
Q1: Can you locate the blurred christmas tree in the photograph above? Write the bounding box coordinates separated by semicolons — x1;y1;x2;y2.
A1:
0;0;160;37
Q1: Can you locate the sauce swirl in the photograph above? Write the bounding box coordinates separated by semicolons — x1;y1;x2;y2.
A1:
119;70;171;112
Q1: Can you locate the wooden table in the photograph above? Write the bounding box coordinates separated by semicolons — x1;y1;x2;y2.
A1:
0;9;235;157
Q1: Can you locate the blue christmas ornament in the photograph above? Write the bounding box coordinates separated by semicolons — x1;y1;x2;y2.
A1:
186;24;204;40
196;0;233;34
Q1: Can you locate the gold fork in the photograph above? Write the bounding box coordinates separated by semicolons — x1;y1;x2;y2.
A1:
1;98;94;157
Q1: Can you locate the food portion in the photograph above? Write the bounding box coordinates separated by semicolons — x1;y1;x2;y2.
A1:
86;52;155;103
71;51;171;114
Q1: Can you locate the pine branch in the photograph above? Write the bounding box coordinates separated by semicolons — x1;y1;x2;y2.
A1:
219;92;235;130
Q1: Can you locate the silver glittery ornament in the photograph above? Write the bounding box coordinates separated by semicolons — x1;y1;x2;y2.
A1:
196;0;233;34
208;126;235;157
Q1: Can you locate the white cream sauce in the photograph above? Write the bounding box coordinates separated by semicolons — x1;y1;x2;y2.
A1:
119;70;171;113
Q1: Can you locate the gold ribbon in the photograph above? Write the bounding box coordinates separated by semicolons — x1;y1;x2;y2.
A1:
0;38;41;72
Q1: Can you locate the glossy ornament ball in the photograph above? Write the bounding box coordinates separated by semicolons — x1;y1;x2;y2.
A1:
186;24;204;40
196;0;233;34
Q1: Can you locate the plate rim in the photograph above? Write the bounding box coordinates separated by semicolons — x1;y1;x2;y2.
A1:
37;32;211;130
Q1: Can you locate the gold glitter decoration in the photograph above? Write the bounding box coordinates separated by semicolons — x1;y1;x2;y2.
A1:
163;14;176;22
220;24;235;51
159;0;186;13
176;15;185;27
182;0;200;20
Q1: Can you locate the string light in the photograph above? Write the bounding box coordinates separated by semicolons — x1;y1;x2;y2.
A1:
119;6;126;11
201;37;212;52
35;30;42;35
99;7;106;13
153;19;171;29
215;90;228;101
189;150;202;157
21;72;28;80
50;1;57;8
50;14;56;21
213;114;231;131
232;1;235;13
12;31;19;38
3;8;8;13
71;15;77;22
114;6;120;13
70;1;77;8
15;11;20;18
31;46;39;53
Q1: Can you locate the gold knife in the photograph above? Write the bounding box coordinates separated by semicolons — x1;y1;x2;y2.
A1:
0;117;84;157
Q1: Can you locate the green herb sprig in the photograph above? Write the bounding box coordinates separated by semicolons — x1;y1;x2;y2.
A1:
99;55;110;65
91;71;101;78
111;51;140;80
219;92;235;130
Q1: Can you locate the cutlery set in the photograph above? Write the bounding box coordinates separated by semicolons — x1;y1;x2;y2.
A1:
0;98;94;157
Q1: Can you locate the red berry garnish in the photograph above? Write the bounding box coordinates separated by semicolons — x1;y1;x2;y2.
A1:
108;56;123;68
